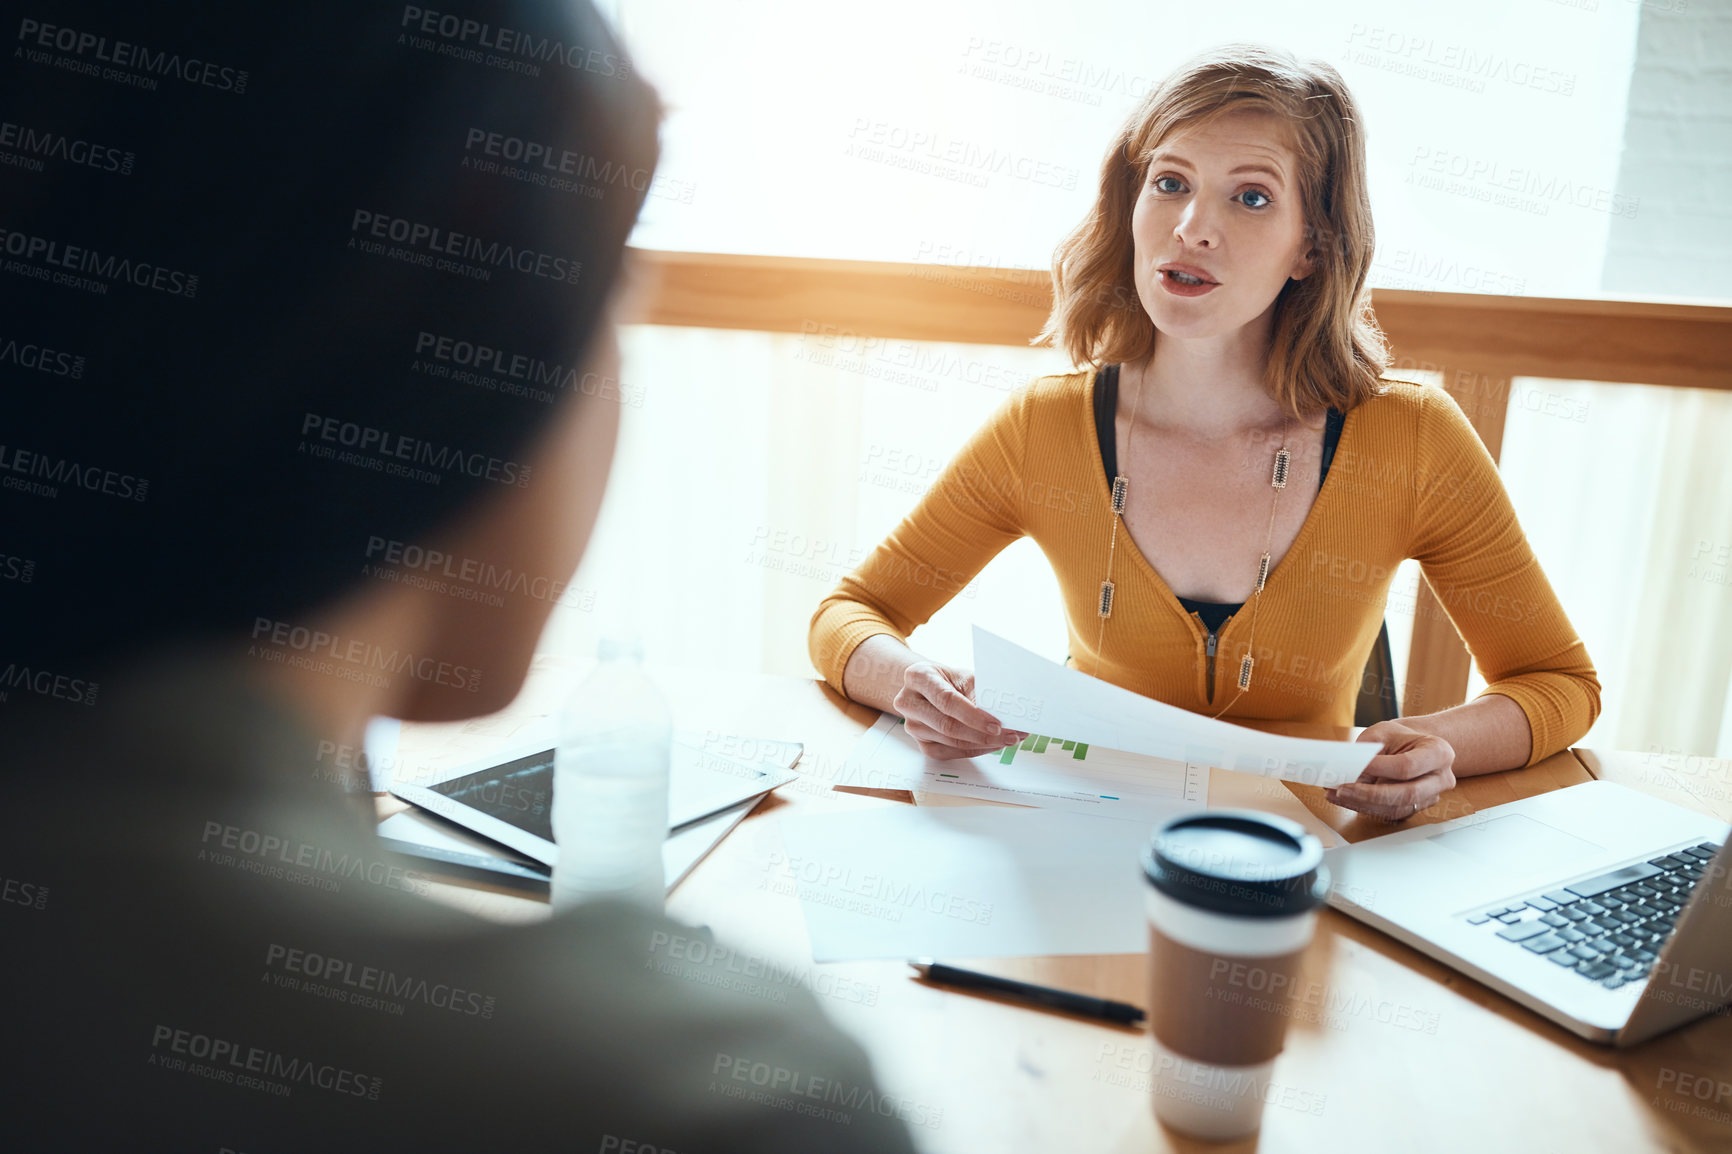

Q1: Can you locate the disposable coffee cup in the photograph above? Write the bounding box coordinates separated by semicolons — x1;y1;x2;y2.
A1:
1141;810;1330;1141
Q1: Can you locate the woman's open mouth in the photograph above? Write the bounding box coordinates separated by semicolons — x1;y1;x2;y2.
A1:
1159;268;1219;297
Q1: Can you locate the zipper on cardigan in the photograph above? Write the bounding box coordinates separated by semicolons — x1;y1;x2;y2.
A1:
1204;629;1218;704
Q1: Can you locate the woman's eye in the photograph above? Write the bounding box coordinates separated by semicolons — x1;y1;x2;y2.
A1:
1239;188;1272;209
1151;175;1183;193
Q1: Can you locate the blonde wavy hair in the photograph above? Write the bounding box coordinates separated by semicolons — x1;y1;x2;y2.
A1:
1039;44;1390;418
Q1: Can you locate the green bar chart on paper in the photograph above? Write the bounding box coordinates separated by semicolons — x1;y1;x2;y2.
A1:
869;713;1206;807
1001;734;1088;763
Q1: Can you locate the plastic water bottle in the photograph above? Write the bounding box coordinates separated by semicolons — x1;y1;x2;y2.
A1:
550;637;672;911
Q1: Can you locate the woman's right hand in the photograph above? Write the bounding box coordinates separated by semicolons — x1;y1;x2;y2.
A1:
893;660;1027;761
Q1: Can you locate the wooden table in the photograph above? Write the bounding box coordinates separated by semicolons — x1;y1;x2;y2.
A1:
380;657;1732;1153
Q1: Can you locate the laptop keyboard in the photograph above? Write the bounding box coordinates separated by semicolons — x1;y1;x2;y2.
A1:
1462;841;1724;991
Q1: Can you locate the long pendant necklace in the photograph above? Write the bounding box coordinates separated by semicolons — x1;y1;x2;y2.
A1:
1092;363;1290;721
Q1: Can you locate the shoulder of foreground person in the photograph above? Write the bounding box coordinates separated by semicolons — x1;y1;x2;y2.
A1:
0;670;921;1153
446;900;928;1152
0;795;923;1152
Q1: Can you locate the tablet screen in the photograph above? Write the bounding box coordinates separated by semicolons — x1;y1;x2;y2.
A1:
427;748;554;842
410;734;798;849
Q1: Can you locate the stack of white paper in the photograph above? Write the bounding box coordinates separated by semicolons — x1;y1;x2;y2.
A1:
783;628;1361;961
778;805;1164;961
841;712;1208;814
971;627;1378;789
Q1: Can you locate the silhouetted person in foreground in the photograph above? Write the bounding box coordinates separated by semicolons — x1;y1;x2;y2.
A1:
0;3;917;1150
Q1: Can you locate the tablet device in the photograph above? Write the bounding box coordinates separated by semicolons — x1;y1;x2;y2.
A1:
387;726;801;868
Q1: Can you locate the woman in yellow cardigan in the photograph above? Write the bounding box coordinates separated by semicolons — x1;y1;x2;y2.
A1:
808;44;1600;822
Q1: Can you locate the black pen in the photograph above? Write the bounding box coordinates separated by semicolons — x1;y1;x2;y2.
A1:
908;959;1146;1025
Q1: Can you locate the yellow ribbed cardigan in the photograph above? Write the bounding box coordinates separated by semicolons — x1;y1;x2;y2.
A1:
808;371;1601;768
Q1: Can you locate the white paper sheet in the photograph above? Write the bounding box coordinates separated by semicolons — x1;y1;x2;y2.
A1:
841;711;1207;813
832;716;923;791
972;627;1379;790
778;805;1168;961
910;767;1346;850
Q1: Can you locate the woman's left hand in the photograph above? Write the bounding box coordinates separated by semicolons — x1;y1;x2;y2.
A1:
1325;721;1457;821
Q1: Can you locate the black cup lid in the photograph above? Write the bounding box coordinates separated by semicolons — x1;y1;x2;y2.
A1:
1142;810;1330;919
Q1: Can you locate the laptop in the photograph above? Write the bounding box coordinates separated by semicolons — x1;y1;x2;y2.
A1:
1324;779;1730;1045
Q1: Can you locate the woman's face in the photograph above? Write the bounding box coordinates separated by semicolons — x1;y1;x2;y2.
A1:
1129;108;1315;342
